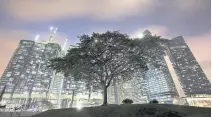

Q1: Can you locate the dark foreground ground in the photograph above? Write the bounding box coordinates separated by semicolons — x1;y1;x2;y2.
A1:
0;111;40;117
32;104;211;117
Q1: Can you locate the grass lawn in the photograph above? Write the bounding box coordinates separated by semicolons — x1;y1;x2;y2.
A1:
32;104;211;117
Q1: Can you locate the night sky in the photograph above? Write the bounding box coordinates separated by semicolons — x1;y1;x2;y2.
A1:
0;0;211;79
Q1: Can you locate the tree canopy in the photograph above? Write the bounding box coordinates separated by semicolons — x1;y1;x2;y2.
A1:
49;31;167;105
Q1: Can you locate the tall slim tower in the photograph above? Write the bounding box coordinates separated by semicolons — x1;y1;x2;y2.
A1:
167;36;211;96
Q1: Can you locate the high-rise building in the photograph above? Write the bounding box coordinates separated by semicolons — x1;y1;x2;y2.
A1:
0;40;61;109
144;64;177;103
0;40;35;94
108;31;211;106
108;32;175;104
164;36;211;107
108;32;177;104
142;32;211;106
166;36;211;96
131;73;148;104
139;32;177;103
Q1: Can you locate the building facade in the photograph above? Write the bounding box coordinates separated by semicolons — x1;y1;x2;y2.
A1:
166;36;211;96
0;40;61;110
141;32;178;103
108;31;211;106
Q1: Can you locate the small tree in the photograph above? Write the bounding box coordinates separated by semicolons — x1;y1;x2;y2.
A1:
149;99;159;104
122;99;133;104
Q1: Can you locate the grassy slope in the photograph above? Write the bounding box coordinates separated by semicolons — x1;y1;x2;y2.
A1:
32;104;211;117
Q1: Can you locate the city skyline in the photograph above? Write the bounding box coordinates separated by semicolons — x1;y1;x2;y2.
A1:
0;0;211;80
0;38;104;110
0;30;210;110
0;28;210;80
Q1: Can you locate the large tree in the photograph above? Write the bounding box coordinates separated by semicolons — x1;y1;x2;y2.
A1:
49;31;165;105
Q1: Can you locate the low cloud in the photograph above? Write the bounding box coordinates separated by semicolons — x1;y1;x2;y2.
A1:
171;0;210;12
4;0;155;21
3;0;209;21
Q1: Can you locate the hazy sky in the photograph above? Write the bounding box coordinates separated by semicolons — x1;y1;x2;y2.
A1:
0;0;211;79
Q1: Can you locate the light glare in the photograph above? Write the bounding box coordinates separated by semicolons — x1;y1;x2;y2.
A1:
139;33;144;38
76;104;83;111
49;26;53;31
35;34;40;41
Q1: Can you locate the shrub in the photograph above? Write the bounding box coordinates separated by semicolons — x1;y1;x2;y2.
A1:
122;99;133;104
149;99;159;104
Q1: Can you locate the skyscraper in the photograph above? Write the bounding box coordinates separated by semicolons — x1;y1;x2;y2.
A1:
108;31;211;106
166;36;211;96
141;32;177;103
108;32;177;104
144;64;177;103
0;40;61;109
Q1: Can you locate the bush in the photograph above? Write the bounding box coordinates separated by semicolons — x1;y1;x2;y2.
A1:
122;99;133;104
149;99;159;104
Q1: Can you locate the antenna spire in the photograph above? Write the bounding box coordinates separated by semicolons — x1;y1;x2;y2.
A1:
48;26;58;43
62;38;68;51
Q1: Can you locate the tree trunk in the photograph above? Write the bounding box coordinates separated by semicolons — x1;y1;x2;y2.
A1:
88;87;91;102
26;94;32;109
113;77;118;104
102;85;107;106
70;90;75;108
10;112;13;117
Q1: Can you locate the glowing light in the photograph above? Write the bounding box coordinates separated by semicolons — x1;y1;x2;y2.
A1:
49;26;53;31
34;34;40;41
62;38;68;50
54;28;58;34
95;39;98;43
139;33;144;38
76;103;83;111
